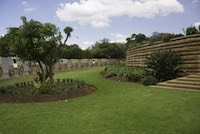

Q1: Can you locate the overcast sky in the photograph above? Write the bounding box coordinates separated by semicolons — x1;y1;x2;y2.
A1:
0;0;200;49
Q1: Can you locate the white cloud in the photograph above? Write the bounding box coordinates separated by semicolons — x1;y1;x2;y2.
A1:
0;33;5;37
110;33;128;43
21;1;36;12
21;1;28;6
56;0;184;28
0;26;5;37
24;8;35;12
110;33;127;39
194;22;200;30
0;26;4;31
83;41;94;46
73;26;79;30
68;41;78;45
192;0;200;3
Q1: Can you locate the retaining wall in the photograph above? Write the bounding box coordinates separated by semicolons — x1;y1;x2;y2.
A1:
126;34;200;75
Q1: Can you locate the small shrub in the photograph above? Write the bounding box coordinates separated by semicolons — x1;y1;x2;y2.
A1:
69;79;73;82
0;86;7;94
127;74;140;82
143;75;159;86
100;64;147;79
65;78;70;82
69;86;74;90
37;81;55;94
79;80;85;88
57;78;61;83
161;33;172;42
15;83;20;87
146;49;182;81
62;79;66;83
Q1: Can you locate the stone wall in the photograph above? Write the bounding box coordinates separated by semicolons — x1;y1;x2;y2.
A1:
0;58;119;80
126;34;200;75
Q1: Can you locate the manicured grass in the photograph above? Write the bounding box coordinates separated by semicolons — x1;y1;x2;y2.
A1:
0;67;200;134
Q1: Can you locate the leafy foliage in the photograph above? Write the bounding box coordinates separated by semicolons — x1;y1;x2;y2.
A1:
127;74;141;82
149;32;183;44
186;26;198;35
60;44;84;59
63;27;73;45
90;39;126;59
7;16;73;81
143;75;159;85
0;36;13;57
126;33;148;48
101;64;147;82
125;32;183;48
146;49;182;81
0;79;85;95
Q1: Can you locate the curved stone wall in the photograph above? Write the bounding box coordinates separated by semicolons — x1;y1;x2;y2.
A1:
126;34;200;75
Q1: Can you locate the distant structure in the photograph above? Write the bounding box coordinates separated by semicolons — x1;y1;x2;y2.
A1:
0;57;119;79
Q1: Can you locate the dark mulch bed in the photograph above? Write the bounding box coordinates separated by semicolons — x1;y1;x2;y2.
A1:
0;85;96;103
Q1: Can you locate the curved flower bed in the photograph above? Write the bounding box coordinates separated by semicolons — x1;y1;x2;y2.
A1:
0;79;96;103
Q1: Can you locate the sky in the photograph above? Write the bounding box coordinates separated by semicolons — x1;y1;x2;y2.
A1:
0;0;200;49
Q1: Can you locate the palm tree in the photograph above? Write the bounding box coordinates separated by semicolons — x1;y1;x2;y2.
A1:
63;27;73;45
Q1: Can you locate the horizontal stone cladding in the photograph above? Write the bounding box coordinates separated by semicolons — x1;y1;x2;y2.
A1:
126;34;200;75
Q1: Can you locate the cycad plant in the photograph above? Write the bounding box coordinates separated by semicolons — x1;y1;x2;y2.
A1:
146;49;182;81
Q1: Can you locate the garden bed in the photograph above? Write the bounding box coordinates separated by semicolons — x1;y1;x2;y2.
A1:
0;78;96;103
100;64;159;85
0;85;96;103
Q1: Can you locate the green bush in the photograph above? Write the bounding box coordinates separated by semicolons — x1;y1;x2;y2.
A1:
186;26;198;35
127;74;140;82
0;84;35;95
0;86;7;94
146;49;181;81
161;33;183;42
0;79;86;95
37;81;55;94
101;64;147;81
143;75;159;85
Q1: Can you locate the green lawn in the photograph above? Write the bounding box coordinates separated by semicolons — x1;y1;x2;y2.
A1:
0;67;200;134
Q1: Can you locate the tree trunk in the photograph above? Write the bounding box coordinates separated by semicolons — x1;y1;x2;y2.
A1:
44;63;49;80
38;61;46;82
63;36;69;45
38;61;44;75
48;62;54;81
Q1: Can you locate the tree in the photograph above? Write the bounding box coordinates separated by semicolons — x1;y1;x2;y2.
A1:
0;36;11;57
69;44;83;59
126;33;148;48
186;26;198;35
59;44;83;59
82;49;92;59
63;27;73;45
149;32;183;44
90;39;126;59
8;16;72;81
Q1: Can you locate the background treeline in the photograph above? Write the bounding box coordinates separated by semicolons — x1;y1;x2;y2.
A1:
0;25;199;59
0;35;126;59
126;26;200;49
